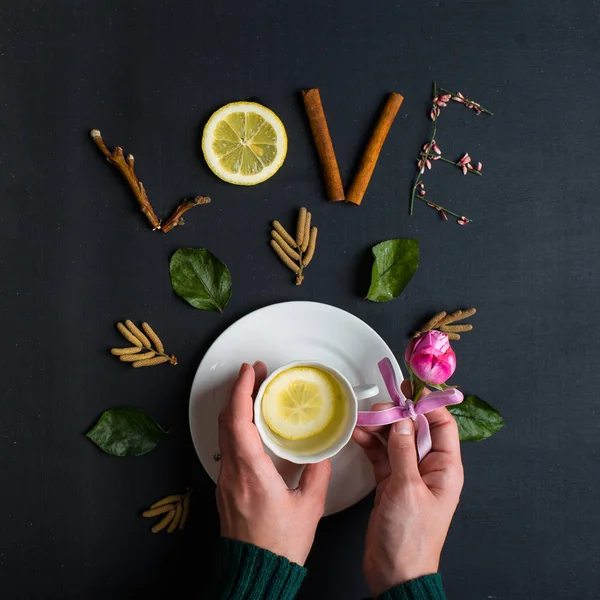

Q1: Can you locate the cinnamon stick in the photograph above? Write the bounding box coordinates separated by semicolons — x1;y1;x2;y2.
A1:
346;92;404;206
301;89;345;202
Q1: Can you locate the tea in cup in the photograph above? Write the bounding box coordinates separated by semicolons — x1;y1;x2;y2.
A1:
254;361;378;464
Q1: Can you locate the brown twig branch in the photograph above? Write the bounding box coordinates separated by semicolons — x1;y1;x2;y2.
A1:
90;129;161;229
90;129;211;233
162;196;211;233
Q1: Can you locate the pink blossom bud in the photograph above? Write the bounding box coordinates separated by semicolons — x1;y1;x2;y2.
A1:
430;110;436;121
426;159;432;170
433;143;442;155
405;331;457;385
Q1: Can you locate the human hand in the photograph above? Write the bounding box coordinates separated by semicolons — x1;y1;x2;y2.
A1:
352;381;464;596
216;362;332;566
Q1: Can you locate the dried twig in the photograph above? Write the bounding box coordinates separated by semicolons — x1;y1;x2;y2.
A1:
90;130;210;232
270;208;318;285
111;321;177;367
143;490;191;534
412;308;476;340
162;196;211;233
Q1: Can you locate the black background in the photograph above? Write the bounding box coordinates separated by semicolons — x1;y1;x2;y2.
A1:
1;1;599;599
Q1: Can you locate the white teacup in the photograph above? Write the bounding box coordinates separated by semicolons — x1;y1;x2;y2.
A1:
254;361;379;464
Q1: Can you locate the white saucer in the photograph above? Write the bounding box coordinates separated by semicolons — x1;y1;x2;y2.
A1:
189;301;403;516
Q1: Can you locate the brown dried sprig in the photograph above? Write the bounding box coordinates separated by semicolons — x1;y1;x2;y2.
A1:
142;489;191;533
90;129;211;232
111;320;177;367
270;207;318;286
412;308;476;341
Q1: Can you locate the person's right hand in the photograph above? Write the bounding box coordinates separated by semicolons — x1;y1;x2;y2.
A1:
352;382;464;597
216;362;332;566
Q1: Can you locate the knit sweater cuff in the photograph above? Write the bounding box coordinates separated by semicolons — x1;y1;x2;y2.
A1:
378;574;446;600
216;537;307;600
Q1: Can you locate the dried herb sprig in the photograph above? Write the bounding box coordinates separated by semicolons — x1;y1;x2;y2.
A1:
412;308;476;340
415;183;472;225
409;82;492;223
90;130;211;232
142;489;191;533
270;207;318;285
439;87;494;116
111;320;177;367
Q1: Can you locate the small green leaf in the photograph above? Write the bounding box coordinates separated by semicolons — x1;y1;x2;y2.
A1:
429;383;458;391
170;248;232;312
448;396;504;442
366;239;419;302
86;408;167;457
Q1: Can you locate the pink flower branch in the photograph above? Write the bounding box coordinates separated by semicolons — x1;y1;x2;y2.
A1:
408;81;492;223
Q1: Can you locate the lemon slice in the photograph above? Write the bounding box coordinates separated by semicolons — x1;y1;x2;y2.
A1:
262;367;337;441
202;101;287;186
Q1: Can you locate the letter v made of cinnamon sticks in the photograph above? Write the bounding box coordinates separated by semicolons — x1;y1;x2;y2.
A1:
301;89;404;206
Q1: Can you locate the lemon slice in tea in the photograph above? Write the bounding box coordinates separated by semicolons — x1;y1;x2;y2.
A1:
202;101;287;185
262;367;337;441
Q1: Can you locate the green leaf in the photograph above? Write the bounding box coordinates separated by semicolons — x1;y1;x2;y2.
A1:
86;408;167;457
429;383;458;391
170;248;232;312
366;239;419;302
448;396;504;442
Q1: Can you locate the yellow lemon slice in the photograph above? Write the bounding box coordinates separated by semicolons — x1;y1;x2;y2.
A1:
262;367;337;441
202;101;287;185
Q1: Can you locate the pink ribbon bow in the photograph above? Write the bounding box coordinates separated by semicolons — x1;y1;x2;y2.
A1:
356;358;464;461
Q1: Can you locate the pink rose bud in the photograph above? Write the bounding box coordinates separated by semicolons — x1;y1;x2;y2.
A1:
405;330;457;385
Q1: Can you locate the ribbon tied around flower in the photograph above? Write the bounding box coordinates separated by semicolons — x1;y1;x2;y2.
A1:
356;358;464;461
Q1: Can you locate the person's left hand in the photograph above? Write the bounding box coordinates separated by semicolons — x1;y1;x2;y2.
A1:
216;362;332;566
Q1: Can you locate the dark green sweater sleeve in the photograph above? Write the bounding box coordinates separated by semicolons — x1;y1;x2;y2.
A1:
215;538;307;599
378;574;446;600
215;538;445;600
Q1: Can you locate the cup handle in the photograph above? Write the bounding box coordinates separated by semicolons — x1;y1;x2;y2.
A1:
352;384;379;402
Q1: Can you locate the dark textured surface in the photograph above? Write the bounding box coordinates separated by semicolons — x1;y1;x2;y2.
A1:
1;1;599;598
